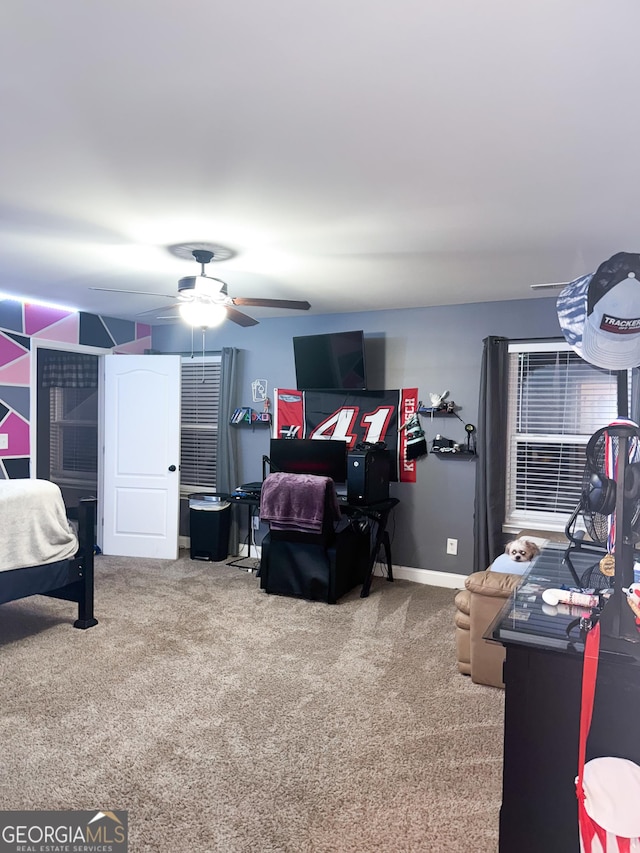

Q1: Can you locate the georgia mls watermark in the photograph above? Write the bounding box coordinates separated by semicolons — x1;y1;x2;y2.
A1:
0;810;127;853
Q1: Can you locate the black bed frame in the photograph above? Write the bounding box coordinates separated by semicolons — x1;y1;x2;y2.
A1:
0;496;98;629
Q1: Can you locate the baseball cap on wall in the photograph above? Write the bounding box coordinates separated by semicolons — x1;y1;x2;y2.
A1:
557;252;640;370
556;272;593;358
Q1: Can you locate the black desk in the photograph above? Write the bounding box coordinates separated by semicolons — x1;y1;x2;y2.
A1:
490;545;640;852
338;497;399;597
223;492;261;570
206;490;398;595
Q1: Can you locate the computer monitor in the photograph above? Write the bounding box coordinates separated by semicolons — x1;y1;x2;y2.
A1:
268;438;348;485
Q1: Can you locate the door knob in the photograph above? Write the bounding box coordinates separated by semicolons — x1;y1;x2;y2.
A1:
168;465;177;472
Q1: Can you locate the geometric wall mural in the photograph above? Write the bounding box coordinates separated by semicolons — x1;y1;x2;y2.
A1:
0;411;29;456
0;296;152;479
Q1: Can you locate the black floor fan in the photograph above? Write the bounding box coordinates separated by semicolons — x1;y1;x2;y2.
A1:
565;424;640;591
563;508;613;593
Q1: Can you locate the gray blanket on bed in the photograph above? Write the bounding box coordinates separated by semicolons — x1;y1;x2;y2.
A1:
0;479;79;572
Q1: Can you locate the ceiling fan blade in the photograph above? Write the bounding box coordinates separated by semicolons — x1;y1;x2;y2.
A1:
135;304;180;317
530;282;571;290
231;297;311;310
226;307;259;327
90;287;178;298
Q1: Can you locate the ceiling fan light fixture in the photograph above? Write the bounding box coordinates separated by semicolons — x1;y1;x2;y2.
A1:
178;274;226;296
194;276;226;297
178;301;227;328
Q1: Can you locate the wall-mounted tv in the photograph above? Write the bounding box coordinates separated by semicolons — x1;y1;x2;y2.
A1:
293;330;367;391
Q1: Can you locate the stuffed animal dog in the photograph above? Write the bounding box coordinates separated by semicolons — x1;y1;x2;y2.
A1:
505;538;540;563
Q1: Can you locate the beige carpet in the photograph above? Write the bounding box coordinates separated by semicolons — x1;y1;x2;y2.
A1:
0;554;504;852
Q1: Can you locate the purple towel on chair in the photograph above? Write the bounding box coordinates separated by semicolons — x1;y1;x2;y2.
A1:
260;472;341;534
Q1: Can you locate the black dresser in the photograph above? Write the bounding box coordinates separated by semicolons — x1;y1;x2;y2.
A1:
490;544;640;852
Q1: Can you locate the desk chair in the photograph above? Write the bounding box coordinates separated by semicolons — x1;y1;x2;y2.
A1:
259;473;368;604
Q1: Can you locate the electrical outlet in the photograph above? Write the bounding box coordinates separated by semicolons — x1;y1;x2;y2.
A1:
447;538;458;556
252;515;260;531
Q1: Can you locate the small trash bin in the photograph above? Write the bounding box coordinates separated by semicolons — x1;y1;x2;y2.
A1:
189;494;232;562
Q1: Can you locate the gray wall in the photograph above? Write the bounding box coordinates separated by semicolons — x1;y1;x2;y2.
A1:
153;296;562;575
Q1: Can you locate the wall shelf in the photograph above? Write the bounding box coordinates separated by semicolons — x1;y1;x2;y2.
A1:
418;406;464;422
230;407;271;427
432;449;477;460
419;396;476;457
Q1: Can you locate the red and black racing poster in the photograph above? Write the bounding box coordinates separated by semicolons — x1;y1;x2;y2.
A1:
273;388;419;483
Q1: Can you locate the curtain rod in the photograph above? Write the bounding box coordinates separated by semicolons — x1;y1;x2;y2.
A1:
145;348;223;356
508;336;564;344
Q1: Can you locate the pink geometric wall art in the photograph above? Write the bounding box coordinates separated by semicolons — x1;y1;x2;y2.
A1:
0;333;28;367
0;353;30;385
0;411;30;457
113;336;152;354
30;311;79;344
24;304;76;337
0;304;157;476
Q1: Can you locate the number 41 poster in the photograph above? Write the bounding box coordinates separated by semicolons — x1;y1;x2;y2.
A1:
273;388;419;483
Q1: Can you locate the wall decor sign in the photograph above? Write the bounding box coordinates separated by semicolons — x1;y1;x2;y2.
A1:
273;387;419;483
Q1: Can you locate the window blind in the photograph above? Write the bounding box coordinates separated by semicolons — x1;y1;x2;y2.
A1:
180;357;221;493
49;387;99;483
505;345;620;531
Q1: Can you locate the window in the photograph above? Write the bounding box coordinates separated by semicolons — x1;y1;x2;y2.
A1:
180;356;221;494
505;341;621;532
49;386;99;485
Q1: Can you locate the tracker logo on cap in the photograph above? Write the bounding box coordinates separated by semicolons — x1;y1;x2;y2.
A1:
557;252;640;370
600;314;640;335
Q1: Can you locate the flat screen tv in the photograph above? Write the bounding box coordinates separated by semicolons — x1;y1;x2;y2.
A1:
293;330;367;391
268;438;348;485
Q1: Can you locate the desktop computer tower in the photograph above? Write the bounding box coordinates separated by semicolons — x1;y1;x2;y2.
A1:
347;448;390;505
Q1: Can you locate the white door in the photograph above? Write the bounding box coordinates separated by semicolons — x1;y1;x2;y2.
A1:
103;354;181;558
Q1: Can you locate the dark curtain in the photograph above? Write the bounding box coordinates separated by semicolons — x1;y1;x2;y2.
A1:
630;367;640;424
217;347;240;553
473;336;509;572
41;351;98;388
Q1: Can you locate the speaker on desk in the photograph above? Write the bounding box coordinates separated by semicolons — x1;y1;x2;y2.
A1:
347;448;390;505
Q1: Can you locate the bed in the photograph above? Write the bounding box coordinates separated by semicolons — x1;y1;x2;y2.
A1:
0;479;97;629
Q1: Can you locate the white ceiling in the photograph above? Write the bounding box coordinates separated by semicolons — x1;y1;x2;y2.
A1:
1;0;639;324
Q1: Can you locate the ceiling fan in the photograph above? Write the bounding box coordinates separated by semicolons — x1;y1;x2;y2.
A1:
91;249;311;327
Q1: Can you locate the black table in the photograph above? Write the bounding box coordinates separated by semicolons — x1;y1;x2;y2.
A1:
220;492;262;570
205;490;398;595
490;544;640;852
338;496;399;597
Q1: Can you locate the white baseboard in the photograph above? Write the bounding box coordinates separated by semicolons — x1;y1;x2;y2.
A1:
237;543;261;559
182;537;467;589
393;565;467;589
